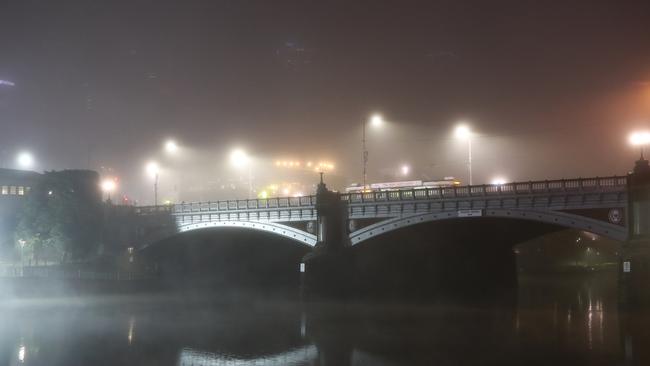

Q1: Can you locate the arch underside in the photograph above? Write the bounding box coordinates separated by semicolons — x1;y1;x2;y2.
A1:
177;220;317;247
349;208;628;245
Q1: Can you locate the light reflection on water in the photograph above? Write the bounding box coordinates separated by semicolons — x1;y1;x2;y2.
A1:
0;273;647;366
178;345;317;366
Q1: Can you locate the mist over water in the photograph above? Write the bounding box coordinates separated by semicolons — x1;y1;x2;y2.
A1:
0;273;645;366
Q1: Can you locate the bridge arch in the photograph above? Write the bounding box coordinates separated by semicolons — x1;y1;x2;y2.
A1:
177;220;317;247
349;208;627;245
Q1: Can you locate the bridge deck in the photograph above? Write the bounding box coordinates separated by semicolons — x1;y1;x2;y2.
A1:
131;175;630;247
133;175;627;216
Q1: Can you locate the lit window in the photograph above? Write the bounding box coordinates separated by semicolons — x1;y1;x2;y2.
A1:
1;186;7;195
9;186;16;195
17;186;24;195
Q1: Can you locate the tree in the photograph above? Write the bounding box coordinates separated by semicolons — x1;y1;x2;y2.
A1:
15;170;103;264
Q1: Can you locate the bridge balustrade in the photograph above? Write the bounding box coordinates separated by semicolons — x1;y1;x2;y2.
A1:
149;176;628;217
337;176;627;204
515;183;530;192
133;205;173;215
168;195;317;217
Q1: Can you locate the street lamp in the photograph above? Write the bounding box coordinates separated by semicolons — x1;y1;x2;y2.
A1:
363;113;384;190
164;139;179;154
16;151;34;169
401;164;410;177
101;178;117;202
145;161;160;206
454;124;473;185
629;131;650;159
491;177;507;185
230;148;253;199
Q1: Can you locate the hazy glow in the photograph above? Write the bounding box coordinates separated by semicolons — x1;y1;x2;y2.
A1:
455;124;472;140
145;161;160;178
274;159;332;171
127;316;135;346
401;164;410;176
629;131;650;146
164;139;179;153
491;177;507;185
101;179;117;192
370;114;383;127
16;151;34;169
230;148;250;168
0;80;15;87
18;345;25;362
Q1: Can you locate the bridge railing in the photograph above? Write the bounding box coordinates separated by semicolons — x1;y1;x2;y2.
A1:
168;195;317;214
135;176;627;213
134;205;174;215
341;176;627;203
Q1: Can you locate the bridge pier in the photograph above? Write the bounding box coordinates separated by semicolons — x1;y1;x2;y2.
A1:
619;240;650;307
301;174;353;300
620;157;650;307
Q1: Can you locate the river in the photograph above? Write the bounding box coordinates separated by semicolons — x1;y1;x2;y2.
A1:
0;273;646;365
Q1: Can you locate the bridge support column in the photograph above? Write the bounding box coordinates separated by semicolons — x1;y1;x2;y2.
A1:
301;174;352;299
620;157;650;307
619;240;650;307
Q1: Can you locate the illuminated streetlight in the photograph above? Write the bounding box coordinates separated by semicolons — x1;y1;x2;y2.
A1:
18;345;26;363
229;148;253;199
229;148;250;168
164;139;179;154
491;177;507;185
370;114;383;127
401;164;410;177
145;161;160;206
363;113;384;189
145;161;159;178
101;178;117;202
16;151;34;169
629;131;650;159
454;124;473;185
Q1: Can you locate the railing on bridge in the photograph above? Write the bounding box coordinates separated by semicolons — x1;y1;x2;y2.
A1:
134;176;628;214
341;176;628;203
168;196;317;214
134;205;174;215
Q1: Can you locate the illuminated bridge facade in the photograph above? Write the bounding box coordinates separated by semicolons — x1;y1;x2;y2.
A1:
134;175;630;248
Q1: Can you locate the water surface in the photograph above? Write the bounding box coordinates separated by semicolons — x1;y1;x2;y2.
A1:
1;273;646;365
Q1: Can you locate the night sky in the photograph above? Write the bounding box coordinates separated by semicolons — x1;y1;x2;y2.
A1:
1;0;649;202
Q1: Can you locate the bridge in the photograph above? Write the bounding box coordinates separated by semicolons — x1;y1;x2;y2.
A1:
126;158;650;305
134;175;629;247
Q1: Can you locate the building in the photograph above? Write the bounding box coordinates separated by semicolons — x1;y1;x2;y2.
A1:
0;168;42;261
0;168;104;263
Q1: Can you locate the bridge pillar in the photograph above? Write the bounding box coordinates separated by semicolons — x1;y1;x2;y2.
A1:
620;157;650;307
301;174;352;299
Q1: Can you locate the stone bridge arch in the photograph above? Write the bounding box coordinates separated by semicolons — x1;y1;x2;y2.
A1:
175;220;317;247
349;208;627;246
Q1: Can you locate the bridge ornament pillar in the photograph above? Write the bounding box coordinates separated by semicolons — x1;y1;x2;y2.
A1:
621;157;650;307
301;174;352;299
